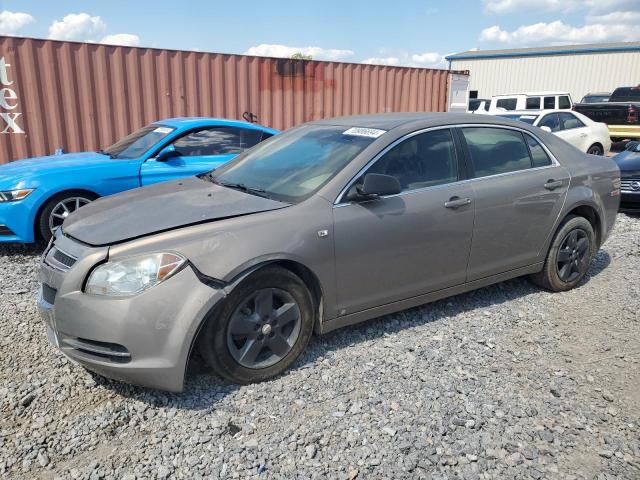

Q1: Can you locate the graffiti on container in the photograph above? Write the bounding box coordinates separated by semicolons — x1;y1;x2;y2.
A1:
0;57;24;134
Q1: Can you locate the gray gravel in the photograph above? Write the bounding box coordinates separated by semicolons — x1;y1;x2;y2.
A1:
1;214;639;479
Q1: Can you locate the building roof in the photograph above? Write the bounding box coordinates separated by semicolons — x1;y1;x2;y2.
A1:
446;41;640;61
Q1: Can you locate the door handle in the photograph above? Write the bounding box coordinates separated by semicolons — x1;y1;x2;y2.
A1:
444;196;471;209
544;179;564;190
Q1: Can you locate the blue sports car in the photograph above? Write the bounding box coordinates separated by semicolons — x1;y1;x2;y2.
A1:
0;117;278;243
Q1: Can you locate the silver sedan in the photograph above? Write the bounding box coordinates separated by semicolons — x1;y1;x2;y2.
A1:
38;113;620;391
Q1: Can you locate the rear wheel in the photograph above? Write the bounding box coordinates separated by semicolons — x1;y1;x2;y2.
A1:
530;215;596;292
587;144;603;155
37;191;97;244
198;266;314;383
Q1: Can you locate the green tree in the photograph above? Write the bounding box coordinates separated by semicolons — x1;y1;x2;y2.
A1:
290;52;312;60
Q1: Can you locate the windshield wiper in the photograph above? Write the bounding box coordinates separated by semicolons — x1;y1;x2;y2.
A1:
96;149;116;159
204;174;272;199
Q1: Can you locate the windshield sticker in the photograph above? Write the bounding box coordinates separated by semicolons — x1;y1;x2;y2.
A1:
343;127;386;138
153;127;173;134
520;115;537;120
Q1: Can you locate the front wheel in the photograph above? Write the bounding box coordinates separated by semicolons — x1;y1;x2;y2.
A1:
530;215;596;292
37;191;97;244
587;144;603;156
198;266;314;384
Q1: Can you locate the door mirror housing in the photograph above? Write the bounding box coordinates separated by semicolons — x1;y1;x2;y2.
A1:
346;173;401;201
540;126;552;133
156;145;180;162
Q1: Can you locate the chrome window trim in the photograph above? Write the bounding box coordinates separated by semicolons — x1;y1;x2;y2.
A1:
333;123;561;207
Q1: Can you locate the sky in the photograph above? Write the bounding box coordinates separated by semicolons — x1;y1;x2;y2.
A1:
0;0;639;68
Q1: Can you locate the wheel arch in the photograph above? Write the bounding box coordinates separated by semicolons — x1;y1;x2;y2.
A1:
33;188;100;242
587;142;604;154
563;203;603;247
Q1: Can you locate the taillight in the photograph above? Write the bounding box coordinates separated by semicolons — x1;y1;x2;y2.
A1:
628;105;638;123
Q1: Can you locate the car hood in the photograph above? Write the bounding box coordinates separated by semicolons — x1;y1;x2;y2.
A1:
612;150;640;173
0;152;112;184
63;176;289;246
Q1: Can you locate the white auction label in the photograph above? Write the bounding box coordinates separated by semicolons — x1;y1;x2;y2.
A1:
343;127;386;138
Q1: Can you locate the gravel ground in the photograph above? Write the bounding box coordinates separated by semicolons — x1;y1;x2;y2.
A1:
1;214;639;480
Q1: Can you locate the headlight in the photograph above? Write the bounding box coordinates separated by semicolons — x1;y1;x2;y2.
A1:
0;189;34;202
85;252;186;296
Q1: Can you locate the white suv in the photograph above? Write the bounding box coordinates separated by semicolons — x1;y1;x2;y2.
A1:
489;92;573;112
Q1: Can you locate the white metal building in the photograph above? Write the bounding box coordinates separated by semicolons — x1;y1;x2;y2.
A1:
446;41;640;103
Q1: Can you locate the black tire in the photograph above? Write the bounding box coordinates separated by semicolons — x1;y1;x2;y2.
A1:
37;191;97;244
587;144;603;156
530;215;596;292
198;266;314;384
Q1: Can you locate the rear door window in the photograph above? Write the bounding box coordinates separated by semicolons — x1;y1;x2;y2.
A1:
558;96;571;109
461;127;532;178
526;97;541;109
543;96;556;109
496;98;518;110
367;129;458;192
558;113;585;130
538;113;562;132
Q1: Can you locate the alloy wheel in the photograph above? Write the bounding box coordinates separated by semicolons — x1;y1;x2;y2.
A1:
587;145;603;155
48;196;92;234
556;228;590;283
226;288;302;369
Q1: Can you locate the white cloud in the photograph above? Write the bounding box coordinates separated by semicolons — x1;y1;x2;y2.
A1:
361;56;400;66
100;33;140;47
362;51;445;68
244;43;354;61
586;10;640;24
48;13;106;41
480;17;640;45
0;10;35;35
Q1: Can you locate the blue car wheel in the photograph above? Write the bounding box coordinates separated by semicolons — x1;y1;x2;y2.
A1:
37;191;98;243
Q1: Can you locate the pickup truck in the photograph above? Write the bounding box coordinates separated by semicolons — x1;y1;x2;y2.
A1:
573;86;640;141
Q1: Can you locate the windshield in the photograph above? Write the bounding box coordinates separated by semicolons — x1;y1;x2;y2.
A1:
103;125;175;159
209;125;379;203
497;114;539;125
581;95;609;103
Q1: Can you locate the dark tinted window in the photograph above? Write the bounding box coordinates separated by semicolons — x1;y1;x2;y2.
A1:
496;98;517;110
462;127;531;178
538;113;562;132
609;87;640;102
239;128;265;149
173;127;243;156
581;95;609;103
526;97;541;109
559;112;585;130
543;96;555;109
525;135;552;167
368;129;457;192
558;96;571;109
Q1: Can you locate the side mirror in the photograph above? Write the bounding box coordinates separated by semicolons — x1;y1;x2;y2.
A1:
540;126;552;133
156;145;180;162
346;173;401;201
625;140;640;152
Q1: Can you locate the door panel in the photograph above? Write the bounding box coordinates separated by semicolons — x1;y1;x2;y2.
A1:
466;165;569;281
140;154;236;186
333;185;475;315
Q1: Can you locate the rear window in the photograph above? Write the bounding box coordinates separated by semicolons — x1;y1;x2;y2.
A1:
609;87;640;102
543;97;555;109
526;97;541;109
558;96;571;109
525;135;552;168
462;127;532;178
496;98;517;110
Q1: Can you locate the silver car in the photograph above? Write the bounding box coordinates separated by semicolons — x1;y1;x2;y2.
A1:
38;113;620;391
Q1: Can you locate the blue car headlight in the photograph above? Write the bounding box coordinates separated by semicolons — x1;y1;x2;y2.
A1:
0;189;34;202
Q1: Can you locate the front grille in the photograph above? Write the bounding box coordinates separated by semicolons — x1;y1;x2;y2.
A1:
42;284;57;304
44;246;77;271
0;225;15;236
621;179;640;193
59;334;131;363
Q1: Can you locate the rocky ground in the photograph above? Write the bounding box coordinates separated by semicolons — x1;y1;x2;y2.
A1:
1;214;639;480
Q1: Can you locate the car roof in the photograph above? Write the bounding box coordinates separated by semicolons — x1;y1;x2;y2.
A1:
500;109;567;115
154;117;278;133
492;92;569;97
583;92;610;96
310;112;536;131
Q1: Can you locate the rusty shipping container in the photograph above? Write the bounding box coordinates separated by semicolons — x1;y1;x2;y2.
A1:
0;36;464;163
